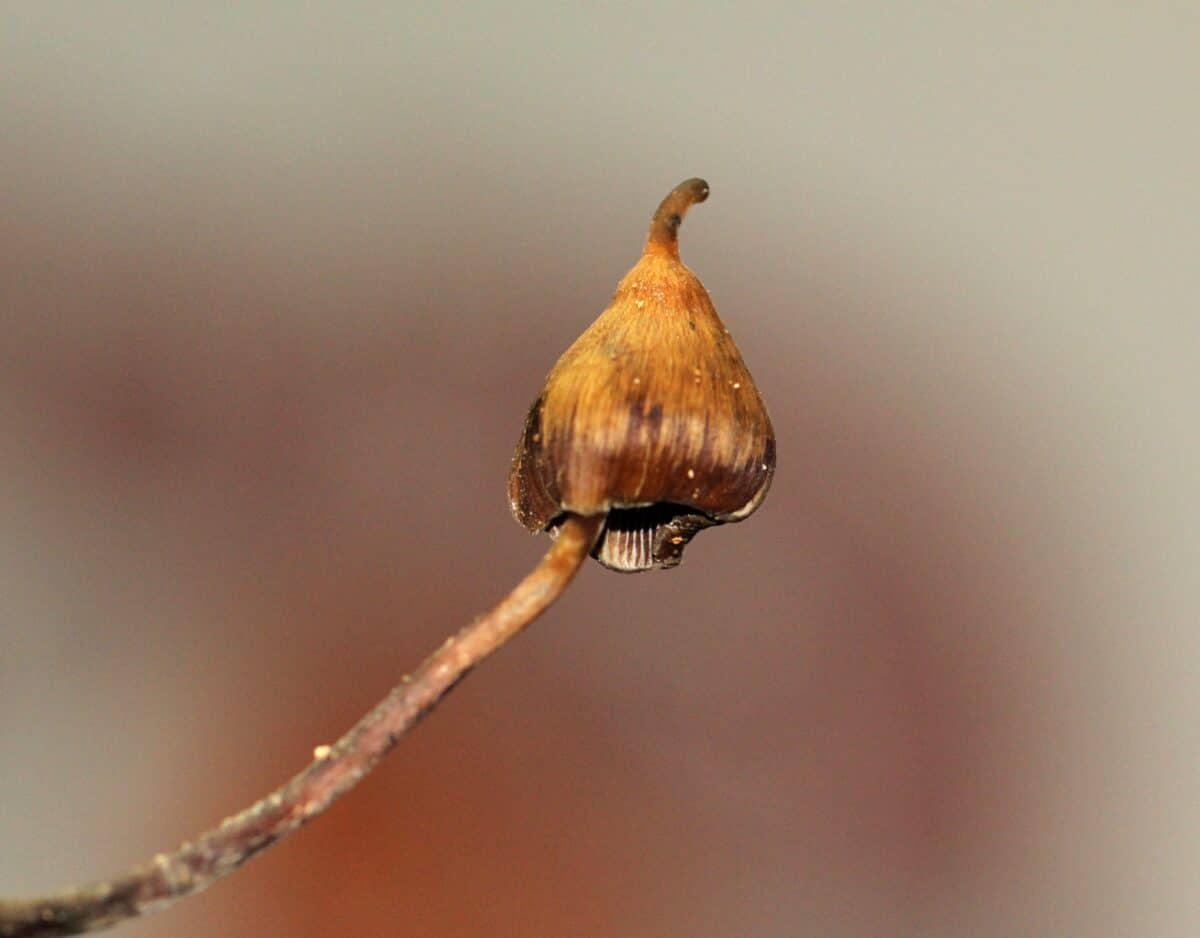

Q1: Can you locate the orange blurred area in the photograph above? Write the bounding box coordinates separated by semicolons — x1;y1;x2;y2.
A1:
2;5;1198;937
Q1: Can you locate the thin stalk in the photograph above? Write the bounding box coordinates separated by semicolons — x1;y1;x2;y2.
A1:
0;513;605;937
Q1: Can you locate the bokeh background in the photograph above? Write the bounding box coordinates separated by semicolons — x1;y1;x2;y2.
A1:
2;4;1198;936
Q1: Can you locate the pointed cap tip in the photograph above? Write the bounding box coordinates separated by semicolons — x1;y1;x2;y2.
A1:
646;177;710;255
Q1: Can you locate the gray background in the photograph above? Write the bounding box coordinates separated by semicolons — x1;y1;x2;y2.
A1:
2;4;1198;936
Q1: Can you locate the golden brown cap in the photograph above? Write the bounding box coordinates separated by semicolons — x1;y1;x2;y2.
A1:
508;178;775;572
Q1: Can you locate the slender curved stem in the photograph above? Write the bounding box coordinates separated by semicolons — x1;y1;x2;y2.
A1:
0;513;605;937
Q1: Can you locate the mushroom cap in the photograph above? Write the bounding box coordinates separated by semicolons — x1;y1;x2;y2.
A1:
508;181;774;571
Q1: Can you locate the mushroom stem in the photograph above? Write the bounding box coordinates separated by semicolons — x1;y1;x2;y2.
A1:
645;177;710;258
0;513;606;938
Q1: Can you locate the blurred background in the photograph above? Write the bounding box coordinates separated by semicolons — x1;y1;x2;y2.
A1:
2;4;1198;936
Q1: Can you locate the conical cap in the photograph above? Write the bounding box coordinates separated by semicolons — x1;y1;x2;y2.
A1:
509;179;775;571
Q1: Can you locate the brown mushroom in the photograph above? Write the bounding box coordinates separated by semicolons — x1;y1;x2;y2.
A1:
509;178;775;571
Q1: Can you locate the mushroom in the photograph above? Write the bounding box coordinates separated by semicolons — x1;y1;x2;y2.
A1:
509;178;776;571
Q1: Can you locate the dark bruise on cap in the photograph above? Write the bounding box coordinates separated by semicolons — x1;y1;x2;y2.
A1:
508;178;775;572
